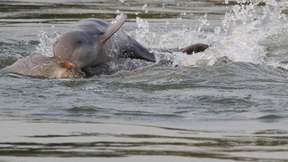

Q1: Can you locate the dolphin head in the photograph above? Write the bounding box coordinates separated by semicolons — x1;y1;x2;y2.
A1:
53;31;98;69
53;14;127;71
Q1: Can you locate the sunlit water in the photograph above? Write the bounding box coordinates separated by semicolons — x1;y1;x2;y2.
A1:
1;0;288;161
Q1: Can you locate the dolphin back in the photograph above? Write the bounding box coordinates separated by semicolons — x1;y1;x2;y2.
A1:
78;18;109;34
78;17;156;63
107;33;156;62
123;36;156;62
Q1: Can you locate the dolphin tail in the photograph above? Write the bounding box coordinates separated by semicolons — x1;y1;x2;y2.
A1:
180;43;209;54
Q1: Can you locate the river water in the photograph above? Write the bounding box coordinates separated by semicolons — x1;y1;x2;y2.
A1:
1;0;288;161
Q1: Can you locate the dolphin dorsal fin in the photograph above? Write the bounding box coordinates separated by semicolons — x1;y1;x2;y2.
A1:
99;14;127;44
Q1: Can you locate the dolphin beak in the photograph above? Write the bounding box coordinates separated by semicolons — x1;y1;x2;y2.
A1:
62;60;77;69
53;57;76;69
53;48;77;69
62;60;76;69
61;60;86;78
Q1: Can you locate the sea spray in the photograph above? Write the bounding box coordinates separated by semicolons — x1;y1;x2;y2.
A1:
35;27;60;57
133;0;288;67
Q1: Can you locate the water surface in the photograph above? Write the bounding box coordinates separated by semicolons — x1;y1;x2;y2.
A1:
1;0;288;161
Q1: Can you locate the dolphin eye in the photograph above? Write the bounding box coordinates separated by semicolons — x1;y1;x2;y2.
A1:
76;40;83;44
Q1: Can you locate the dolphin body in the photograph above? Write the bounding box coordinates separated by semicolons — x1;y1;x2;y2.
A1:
3;14;209;79
4;14;156;78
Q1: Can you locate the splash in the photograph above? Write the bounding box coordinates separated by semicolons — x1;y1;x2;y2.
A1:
215;0;288;68
134;0;288;68
135;17;156;48
35;27;59;57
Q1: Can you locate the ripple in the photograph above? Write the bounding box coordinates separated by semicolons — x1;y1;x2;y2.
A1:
66;105;180;119
197;96;254;108
66;106;102;113
255;129;288;135
257;114;286;123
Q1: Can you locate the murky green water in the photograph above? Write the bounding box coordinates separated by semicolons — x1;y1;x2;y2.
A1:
1;0;288;161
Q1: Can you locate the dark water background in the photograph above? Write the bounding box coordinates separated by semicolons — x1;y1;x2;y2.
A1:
1;0;288;161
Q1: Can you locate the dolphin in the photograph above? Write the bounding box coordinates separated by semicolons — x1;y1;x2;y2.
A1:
53;13;156;76
4;14;155;78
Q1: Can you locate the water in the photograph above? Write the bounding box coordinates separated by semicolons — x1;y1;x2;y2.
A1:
1;0;288;161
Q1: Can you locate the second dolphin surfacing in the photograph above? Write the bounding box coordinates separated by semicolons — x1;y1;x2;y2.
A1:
3;53;84;78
